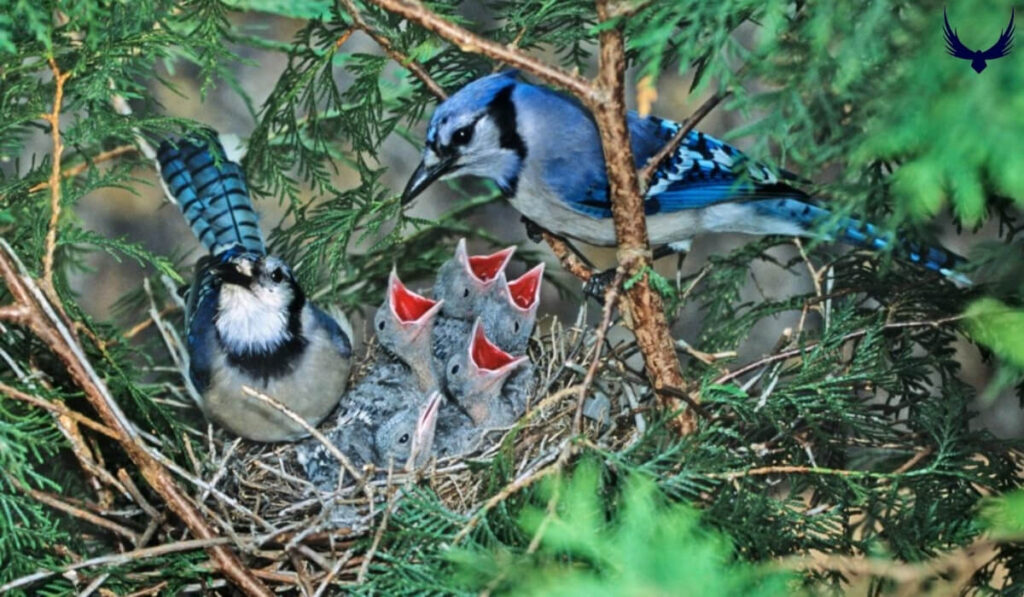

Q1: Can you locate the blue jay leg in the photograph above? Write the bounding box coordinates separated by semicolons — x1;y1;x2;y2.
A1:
583;240;691;303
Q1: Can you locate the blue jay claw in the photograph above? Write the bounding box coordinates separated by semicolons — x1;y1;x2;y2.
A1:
583;268;618;304
520;216;546;244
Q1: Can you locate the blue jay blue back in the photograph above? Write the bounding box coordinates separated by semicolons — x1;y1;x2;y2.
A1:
401;71;968;284
157;133;352;442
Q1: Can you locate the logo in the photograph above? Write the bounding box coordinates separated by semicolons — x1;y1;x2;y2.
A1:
944;8;1015;72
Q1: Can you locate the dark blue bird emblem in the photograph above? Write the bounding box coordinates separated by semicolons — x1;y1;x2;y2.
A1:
944;8;1015;73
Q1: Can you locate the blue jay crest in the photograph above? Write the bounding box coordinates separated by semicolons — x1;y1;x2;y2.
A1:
944;8;1015;73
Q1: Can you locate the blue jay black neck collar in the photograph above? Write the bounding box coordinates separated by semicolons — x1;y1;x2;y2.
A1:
487;85;526;195
487;85;527;161
220;284;309;383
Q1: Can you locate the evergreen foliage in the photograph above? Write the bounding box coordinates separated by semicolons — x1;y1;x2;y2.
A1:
0;0;1021;594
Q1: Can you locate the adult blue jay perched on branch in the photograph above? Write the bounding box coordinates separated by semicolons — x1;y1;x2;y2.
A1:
401;71;969;285
157;132;352;442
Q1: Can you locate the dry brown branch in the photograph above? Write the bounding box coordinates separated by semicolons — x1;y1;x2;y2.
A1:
363;0;590;97
6;475;140;543
0;242;271;597
637;90;732;185
334;1;448;100
589;0;695;434
712;315;965;386
540;231;594;282
355;467;397;584
40;57;71;305
574;268;623;433
0;537;236;594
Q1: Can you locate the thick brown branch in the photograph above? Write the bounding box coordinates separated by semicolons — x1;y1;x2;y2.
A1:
540;231;594;282
362;0;590;97
588;0;695;434
0;243;271;597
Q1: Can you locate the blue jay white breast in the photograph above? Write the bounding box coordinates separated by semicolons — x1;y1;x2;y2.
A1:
401;71;970;284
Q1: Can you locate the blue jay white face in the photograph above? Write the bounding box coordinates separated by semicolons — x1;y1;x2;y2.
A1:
402;73;526;203
214;254;303;352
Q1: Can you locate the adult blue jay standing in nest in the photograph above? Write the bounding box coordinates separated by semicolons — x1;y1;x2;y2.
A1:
157;132;352;442
400;71;970;287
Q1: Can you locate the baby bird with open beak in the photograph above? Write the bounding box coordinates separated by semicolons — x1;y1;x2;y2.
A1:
374;269;444;393
443;319;531;427
479;262;545;354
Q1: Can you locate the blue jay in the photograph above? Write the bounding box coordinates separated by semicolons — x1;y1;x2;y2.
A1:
401;71;969;284
157;133;353;442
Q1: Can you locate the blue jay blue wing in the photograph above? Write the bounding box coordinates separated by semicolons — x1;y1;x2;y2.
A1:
311;305;353;358
157;135;265;255
183;257;220;393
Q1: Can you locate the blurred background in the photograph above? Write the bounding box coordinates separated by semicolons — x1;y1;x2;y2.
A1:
49;10;1020;438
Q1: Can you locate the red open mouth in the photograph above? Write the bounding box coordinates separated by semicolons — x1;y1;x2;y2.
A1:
390;272;439;323
470;322;517;371
467;246;515;282
507;263;545;309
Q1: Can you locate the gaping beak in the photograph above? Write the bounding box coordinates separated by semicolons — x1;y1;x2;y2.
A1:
402;154;456;205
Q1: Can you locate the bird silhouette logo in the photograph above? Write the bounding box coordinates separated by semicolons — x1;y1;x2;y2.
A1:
944;8;1015;73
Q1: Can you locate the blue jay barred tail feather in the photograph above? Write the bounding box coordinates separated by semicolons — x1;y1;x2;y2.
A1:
156;134;265;256
753;198;971;285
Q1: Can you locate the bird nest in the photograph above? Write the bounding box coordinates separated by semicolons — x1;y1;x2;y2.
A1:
201;306;649;580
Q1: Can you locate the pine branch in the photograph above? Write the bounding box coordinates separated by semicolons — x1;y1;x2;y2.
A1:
40;57;71;307
0;241;273;597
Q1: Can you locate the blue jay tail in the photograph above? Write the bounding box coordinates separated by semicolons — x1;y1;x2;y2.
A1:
755;198;971;285
156;132;265;256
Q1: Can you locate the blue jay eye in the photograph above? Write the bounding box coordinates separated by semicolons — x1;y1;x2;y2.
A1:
270;269;284;283
452;126;473;146
399;433;410;444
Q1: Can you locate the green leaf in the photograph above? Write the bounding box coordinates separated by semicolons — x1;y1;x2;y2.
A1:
964;298;1024;369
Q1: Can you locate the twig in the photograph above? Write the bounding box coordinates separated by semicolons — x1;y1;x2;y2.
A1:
356;466;397;583
27;145;137;194
240;386;371;503
637;89;732;185
712;315;966;386
0;537;235;593
363;0;590;98
6;475;140;543
40;58;72;304
0;241;272;597
574;269;623;434
451;443;567;545
334;1;448;100
540;231;594;282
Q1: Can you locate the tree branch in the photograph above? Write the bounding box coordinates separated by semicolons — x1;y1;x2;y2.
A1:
361;0;590;97
334;2;449;100
0;241;272;597
587;0;695;433
41;57;71;306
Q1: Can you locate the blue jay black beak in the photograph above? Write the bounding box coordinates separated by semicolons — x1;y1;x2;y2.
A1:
214;260;253;288
402;154;456;205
